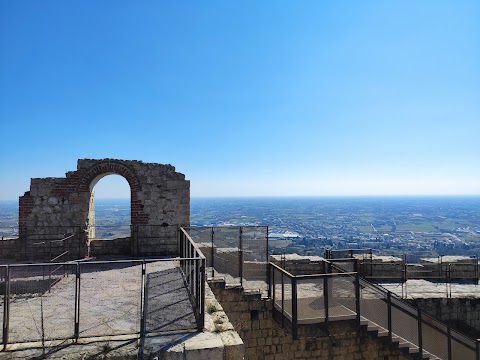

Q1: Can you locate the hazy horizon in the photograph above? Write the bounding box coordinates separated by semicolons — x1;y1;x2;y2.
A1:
3;194;480;203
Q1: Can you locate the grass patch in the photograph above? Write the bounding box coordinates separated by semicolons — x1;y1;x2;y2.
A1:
207;303;219;314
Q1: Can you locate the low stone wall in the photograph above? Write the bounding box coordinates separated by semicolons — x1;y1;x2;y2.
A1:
209;279;412;360
419;262;479;280
89;237;132;257
135;226;178;256
270;254;325;275
1;235;85;262
89;236;179;258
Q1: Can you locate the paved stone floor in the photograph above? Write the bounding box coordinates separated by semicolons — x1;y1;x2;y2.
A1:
0;259;198;358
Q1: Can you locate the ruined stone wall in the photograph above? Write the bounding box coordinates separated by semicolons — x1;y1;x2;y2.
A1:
209;279;412;360
18;159;189;259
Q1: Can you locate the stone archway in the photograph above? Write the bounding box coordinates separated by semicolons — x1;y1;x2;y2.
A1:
19;158;190;259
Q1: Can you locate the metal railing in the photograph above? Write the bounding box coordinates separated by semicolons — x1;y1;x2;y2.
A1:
269;260;480;359
184;226;269;295
179;227;206;331
0;231;206;350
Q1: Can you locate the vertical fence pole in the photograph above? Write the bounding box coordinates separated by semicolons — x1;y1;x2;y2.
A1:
355;272;361;329
292;277;298;340
476;339;479;360
2;266;10;349
271;264;275;302
196;259;201;313
387;291;392;342
239;227;243;287
417;307;423;358
211;227;214;278
140;260;146;337
266;226;270;296
281;273;285;328
199;258;206;331
189;244;194;296
74;262;80;342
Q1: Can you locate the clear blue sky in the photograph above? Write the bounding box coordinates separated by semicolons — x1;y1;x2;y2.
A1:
1;1;479;199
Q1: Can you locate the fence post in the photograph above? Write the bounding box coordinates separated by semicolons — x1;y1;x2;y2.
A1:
476;339;479;360
140;260;146;337
210;227;215;278
239;227;243;287
324;274;330;335
281;273;285;328
387;291;392;342
2;266;10;349
417;307;423;358
292;277;298;340
270;264;275;302
266;226;270;297
355;272;361;329
199;257;206;331
74;262;80;342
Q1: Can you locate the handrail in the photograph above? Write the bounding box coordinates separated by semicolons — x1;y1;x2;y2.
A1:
270;263;357;280
270;258;479;358
179;227;206;260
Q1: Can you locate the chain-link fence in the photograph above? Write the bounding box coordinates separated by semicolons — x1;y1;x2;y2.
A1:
0;253;205;348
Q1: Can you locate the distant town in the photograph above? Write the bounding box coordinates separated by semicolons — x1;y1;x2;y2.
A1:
190;196;480;260
1;196;479;262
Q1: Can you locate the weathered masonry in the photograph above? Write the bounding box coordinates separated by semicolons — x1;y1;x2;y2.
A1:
16;158;189;259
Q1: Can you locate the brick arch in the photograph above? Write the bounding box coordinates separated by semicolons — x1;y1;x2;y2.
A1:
76;160;148;225
77;160;141;193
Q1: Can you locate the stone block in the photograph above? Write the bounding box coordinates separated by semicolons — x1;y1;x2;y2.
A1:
184;333;224;360
220;330;244;360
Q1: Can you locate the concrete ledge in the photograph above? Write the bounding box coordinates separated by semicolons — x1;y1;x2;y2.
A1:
154;282;244;360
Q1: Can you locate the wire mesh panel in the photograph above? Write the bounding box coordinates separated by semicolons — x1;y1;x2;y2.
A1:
273;268;292;323
421;313;448;360
25;227;78;259
136;225;178;256
242;227;268;294
296;277;324;324
144;260;198;333
186;227;214;269
359;280;388;331
330;275;356;320
330;260;355;273
390;297;419;351
8;263;77;343
78;261;142;338
212;227;241;284
451;330;477;360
